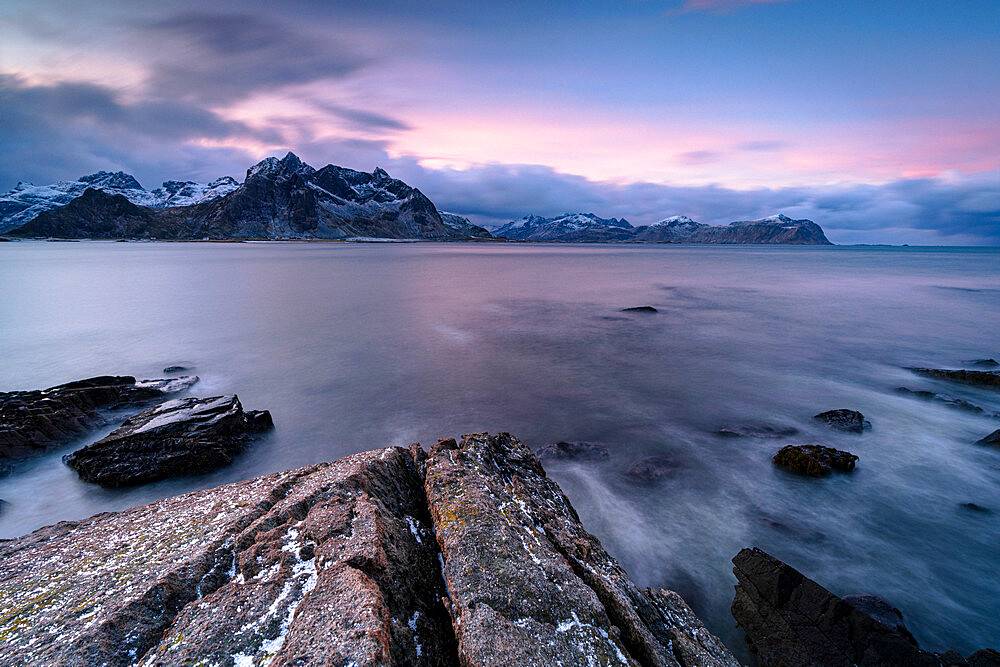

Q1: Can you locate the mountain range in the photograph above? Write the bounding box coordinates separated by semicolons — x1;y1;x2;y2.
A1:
1;154;829;243
494;212;831;244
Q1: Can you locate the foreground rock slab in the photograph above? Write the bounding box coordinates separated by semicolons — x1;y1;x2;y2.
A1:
773;444;858;477
0;375;198;462
0;449;454;666
64;394;273;487
0;433;737;666
424;434;737;666
731;547;998;667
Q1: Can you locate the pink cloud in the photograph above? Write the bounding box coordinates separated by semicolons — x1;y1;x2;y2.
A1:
678;0;794;13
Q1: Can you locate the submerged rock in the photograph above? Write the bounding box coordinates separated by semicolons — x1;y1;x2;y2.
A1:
894;387;986;413
64;395;273;487
964;359;999;369
976;429;1000;446
0;375;198;462
960;502;992;514
909;368;1000;390
731;548;1000;666
162;365;192;374
813;409;871;433
716;422;799;438
773;444;858;477
731;547;943;666
536;440;610;461
0;433;737;666
621;305;658;313
626;454;681;483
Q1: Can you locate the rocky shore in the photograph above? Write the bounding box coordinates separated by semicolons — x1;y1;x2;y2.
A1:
0;433;738;666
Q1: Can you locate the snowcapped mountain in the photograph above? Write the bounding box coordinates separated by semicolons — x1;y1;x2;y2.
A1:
493;213;633;241
439;212;492;238
149;177;240;208
0;171;238;232
491;211;831;244
6;153;485;241
632;215;707;242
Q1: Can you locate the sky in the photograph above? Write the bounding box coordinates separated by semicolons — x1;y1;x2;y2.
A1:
1;0;998;243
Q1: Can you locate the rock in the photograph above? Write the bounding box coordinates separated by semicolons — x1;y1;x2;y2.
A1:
621;305;658;313
841;594;916;644
773;444;858;477
0;433;737;666
976;429;1000;446
894;387;986;413
0;498;7;514
64;395;273;487
0;375;198;463
940;649;969;666
964;359;999;369
0;449;453;666
424;433;738;666
536;440;610;461
969;649;1000;667
716;422;799;438
813;409;871;433
731;547;942;666
909;368;1000;390
162;365;191;374
960;502;992;513
626;455;680;483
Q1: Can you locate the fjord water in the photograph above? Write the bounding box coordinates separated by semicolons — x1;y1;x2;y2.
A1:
1;241;999;657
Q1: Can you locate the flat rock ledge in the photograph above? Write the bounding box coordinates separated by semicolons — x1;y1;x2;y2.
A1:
64;394;274;487
909;368;1000;391
0;432;738;667
0;375;198;462
731;547;999;667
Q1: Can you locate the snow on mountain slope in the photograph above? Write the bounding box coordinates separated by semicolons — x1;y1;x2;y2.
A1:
0;171;238;232
494;213;632;240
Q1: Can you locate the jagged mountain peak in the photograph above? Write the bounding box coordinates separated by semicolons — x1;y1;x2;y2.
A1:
78;171;145;191
651;215;698;227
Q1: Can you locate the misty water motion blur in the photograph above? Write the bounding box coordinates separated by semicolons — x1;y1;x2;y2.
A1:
1;241;998;660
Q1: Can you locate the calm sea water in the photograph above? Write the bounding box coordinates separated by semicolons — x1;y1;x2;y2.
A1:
1;241;999;658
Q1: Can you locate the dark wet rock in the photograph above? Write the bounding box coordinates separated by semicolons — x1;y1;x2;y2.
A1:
773;444;858;477
895;387;986;413
841;594;916;644
64;395;273;487
976;429;1000;446
424;433;737;666
969;649;1000;666
162;365;191;374
910;368;1000;390
0;433;735;666
626;454;680;483
940;649;970;666
731;547;942;666
964;359;999;369
960;502;991;513
621;305;658;313
717;422;799;439
813;409;871;433
536;440;610;461
0;375;198;463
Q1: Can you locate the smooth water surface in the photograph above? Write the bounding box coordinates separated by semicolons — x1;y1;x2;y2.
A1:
1;241;999;657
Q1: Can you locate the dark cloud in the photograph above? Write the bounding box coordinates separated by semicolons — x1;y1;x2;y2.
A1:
312;102;412;132
142;12;370;103
385;160;1000;245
